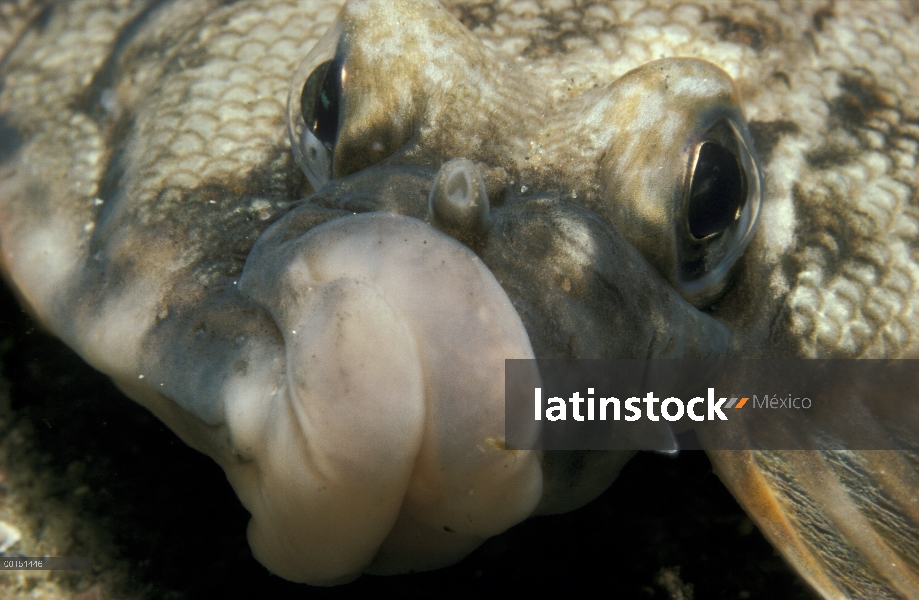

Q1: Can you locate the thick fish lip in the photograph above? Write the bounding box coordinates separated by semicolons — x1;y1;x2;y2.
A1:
234;209;544;583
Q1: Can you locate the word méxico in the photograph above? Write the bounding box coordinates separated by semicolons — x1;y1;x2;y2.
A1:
533;388;748;422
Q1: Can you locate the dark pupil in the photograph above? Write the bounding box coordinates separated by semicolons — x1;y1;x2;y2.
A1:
687;142;746;239
300;56;344;149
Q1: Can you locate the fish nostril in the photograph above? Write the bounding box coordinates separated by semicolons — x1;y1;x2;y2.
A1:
446;169;471;205
428;158;490;236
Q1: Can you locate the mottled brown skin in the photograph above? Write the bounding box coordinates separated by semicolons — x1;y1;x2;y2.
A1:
0;0;917;596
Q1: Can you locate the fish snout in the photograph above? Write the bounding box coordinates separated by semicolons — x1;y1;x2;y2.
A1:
234;211;543;583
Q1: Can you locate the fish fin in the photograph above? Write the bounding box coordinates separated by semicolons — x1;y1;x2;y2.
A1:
707;448;919;599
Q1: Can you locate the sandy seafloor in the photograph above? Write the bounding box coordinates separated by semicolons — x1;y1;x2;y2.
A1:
0;278;814;599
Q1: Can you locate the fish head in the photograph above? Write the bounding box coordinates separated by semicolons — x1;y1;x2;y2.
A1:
229;0;917;591
0;0;916;595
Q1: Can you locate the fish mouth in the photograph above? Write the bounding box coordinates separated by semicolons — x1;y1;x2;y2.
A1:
219;150;734;583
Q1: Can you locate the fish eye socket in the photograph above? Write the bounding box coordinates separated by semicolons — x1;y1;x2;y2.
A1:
288;16;411;192
597;60;763;308
687;142;746;240
300;56;344;152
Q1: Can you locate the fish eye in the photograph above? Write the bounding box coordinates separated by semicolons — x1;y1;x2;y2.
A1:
287;20;344;191
287;14;417;193
675;118;760;306
597;57;763;310
300;56;345;153
687;141;746;240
